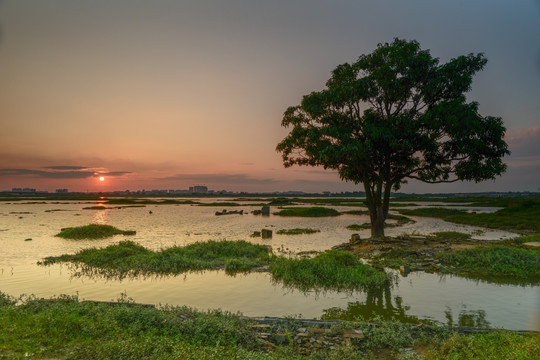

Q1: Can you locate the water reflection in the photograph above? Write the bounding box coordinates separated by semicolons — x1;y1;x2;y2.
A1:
445;306;491;328
92;208;110;224
320;283;432;324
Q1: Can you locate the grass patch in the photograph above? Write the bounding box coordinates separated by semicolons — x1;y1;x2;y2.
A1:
55;224;135;239
1;291;538;359
426;331;540;360
347;224;370;230
270;250;390;292
198;202;242;207
435;245;540;280
40;240;271;277
276;228;320;235
399;200;540;232
274;207;341;217
342;210;370;215
82;205;108;210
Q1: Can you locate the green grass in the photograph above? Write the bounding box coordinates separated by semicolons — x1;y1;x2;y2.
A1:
342;210;370;215
55;224;136;239
426;331;540;360
274;207;341;217
1;291;538;359
40;240;271;277
276;228;320;235
399;199;540;232
347;224;371;230
435;245;540;280
270;250;390;292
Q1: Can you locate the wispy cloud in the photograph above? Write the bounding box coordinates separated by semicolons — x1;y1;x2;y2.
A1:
159;173;278;185
0;167;131;179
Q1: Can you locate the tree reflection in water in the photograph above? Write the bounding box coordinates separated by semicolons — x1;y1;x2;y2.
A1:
321;282;431;324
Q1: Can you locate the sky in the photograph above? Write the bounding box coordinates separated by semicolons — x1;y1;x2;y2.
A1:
1;0;539;193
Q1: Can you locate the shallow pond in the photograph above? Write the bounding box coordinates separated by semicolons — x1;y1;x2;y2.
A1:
0;199;537;331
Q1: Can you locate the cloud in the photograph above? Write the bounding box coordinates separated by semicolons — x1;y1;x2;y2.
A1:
43;165;88;170
159;173;278;185
0;167;131;179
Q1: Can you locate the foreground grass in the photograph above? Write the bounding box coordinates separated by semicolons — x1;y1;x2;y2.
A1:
426;331;540;360
276;228;320;235
270;250;390;292
56;224;136;239
399;199;540;232
1;292;538;360
40;240;271;276
274;206;341;217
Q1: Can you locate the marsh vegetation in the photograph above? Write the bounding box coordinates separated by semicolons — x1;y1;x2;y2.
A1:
55;224;136;239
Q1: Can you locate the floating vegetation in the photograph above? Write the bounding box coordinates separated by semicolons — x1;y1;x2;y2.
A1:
276;228;320;235
274;207;341;217
55;224;136;239
270;250;390;292
82;206;108;210
40;240;271;277
346;224;370;230
342;210;370;215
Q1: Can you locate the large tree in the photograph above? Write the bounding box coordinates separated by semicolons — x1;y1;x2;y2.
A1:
276;39;509;238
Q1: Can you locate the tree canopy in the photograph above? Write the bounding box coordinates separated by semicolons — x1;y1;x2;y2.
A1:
276;39;509;237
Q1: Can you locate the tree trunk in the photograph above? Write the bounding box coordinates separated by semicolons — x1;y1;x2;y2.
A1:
364;181;393;238
371;217;385;238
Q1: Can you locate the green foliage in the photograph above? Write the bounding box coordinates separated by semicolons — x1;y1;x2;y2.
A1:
436;245;540;280
276;228;320;235
400;200;540;232
270;250;389;292
40;240;271;277
426;331;540;360
276;38;509;237
347;224;370;230
55;224;135;239
274;207;341;217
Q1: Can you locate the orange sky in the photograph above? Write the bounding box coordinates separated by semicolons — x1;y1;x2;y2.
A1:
1;1;539;193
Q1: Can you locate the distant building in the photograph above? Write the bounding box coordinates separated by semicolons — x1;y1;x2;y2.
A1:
55;189;68;193
192;185;208;194
12;187;36;193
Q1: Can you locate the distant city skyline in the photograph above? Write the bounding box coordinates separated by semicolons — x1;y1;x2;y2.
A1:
1;1;539;193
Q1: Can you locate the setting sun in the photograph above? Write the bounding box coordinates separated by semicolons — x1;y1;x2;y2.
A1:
99;176;105;182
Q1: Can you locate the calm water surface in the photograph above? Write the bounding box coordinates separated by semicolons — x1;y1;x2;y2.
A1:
0;199;538;330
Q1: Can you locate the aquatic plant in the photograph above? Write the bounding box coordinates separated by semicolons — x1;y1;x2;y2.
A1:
270;250;390;292
276;228;320;235
274;207;341;217
40;240;271;277
55;224;136;239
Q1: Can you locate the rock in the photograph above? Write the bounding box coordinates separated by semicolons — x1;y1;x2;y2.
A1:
251;231;261;237
123;230;136;236
372;250;382;257
523;242;540;250
400;265;411;276
24;238;32;241
261;206;270;216
262;229;272;239
274;333;289;345
350;234;361;243
297;327;307;333
252;210;262;215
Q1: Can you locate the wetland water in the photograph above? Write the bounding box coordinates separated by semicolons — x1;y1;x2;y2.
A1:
1;199;538;331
